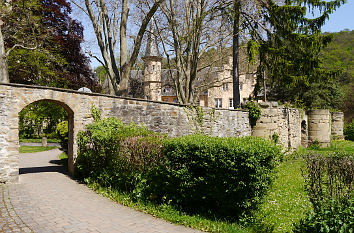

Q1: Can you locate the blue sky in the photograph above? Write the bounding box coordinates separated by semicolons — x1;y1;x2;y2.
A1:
317;0;354;32
78;1;354;69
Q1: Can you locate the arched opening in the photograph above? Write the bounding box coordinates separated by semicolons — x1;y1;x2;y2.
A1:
18;99;74;176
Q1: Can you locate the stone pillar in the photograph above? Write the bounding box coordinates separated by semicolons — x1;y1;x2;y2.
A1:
307;109;331;147
331;112;344;140
42;137;47;147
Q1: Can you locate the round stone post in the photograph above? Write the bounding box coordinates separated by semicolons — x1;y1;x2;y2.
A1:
307;109;331;147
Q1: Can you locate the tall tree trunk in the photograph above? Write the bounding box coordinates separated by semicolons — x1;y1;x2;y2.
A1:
263;69;267;102
232;0;241;108
0;24;9;83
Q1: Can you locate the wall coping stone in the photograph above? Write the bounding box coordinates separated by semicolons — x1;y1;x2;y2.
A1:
0;82;248;113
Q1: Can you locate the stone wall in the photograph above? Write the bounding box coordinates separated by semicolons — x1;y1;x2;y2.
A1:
331;112;344;140
0;83;343;183
252;102;302;149
0;83;251;183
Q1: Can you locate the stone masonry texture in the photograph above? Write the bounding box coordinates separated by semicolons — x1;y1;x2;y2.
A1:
0;83;251;183
0;83;343;183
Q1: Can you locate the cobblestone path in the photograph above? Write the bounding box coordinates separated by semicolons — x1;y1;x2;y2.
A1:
0;149;201;233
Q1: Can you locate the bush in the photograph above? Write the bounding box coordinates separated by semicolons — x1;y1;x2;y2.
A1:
76;117;158;190
344;120;354;141
56;121;68;149
293;153;354;232
243;101;262;125
293;198;353;233
77;116;282;219
302;153;353;207
141;135;282;218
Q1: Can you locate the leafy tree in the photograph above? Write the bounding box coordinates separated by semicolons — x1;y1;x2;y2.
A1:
19;101;68;139
3;0;101;91
321;30;354;121
0;0;41;83
250;0;345;109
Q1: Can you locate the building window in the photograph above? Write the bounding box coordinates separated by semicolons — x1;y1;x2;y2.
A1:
196;99;200;106
152;65;155;71
229;98;234;109
222;83;228;91
215;98;222;108
162;86;171;93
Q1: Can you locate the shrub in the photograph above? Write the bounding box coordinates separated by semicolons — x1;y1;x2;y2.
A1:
56;121;68;149
293;198;353;233
293;153;354;232
344;120;354;141
77;116;282;219
76;117;158;190
302;153;353;207
141;135;282;218
243;101;262;125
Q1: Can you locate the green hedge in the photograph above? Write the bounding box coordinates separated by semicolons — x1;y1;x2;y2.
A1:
76;117;159;190
142;135;282;217
76;118;282;218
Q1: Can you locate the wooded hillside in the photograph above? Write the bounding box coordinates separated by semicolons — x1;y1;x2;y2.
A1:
321;30;353;122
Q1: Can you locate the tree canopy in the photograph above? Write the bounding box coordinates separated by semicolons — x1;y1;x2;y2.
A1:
248;0;346;110
3;0;101;91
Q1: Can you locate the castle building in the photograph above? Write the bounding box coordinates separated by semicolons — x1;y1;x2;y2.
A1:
104;27;257;108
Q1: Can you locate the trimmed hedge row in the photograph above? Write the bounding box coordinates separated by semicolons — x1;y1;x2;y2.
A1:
76;117;282;218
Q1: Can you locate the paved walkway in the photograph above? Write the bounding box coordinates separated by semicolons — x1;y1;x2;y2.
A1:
0;149;201;233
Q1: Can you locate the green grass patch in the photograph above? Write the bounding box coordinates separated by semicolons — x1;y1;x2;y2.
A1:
58;152;68;169
20;138;61;143
86;181;250;233
297;140;354;155
256;159;312;232
19;146;57;153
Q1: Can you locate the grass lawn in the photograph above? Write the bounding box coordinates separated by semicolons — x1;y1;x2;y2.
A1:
19;146;57;153
87;181;249;233
298;140;354;154
20;138;61;143
255;159;312;232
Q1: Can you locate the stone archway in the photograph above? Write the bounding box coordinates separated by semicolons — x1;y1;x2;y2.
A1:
18;99;75;176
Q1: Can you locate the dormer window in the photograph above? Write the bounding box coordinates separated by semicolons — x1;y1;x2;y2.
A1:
222;83;228;91
152;65;155;71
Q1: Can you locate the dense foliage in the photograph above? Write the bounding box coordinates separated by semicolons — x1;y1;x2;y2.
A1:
76;114;282;219
344;120;354;141
4;0;100;91
146;135;282;218
293;153;354;232
249;0;345;111
76;117;157;189
243;101;262;125
56;120;68;149
321;30;354;122
19;101;67;139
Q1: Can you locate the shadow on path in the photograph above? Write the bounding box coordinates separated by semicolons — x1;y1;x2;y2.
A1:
20;157;68;175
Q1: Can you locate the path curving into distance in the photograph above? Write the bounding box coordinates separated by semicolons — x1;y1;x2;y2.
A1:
0;149;201;233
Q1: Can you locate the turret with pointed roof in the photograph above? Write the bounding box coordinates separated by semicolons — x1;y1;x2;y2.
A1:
142;24;162;101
